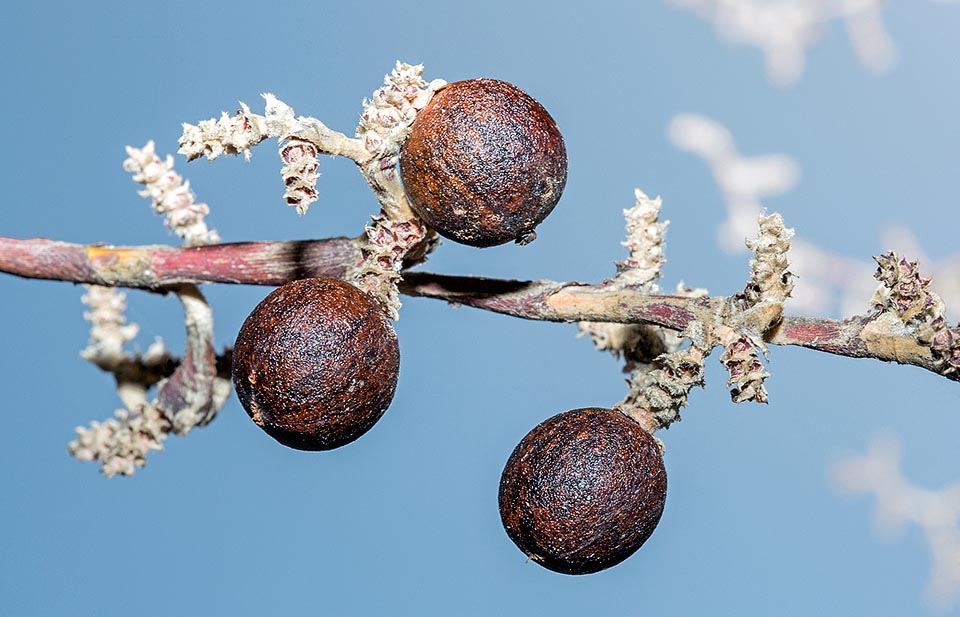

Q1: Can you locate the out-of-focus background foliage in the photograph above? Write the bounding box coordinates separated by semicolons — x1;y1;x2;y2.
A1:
2;2;959;615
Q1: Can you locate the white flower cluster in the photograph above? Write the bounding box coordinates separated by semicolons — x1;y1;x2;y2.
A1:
123;141;221;247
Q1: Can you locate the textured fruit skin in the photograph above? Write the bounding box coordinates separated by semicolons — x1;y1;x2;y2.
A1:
399;79;567;248
231;278;400;451
498;408;667;575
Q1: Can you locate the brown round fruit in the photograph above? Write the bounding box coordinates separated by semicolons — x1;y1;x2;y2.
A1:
231;278;400;451
498;407;667;575
399;78;567;248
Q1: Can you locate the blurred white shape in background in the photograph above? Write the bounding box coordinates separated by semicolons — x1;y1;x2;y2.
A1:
833;434;960;609
667;113;960;318
668;0;896;87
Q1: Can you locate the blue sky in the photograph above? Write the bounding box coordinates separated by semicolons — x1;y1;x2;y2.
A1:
2;2;960;615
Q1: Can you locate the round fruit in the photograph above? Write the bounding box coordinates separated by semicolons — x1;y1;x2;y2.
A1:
498;407;667;575
231;278;400;451
399;78;567;248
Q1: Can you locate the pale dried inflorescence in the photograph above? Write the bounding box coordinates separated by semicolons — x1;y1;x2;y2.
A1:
350;213;428;320
355;61;446;221
714;212;795;403
619;341;707;432
123;141;221;246
178;101;270;162
871;252;944;324
614;189;669;289
279;139;320;214
74;286;175;476
69;404;172;478
80;285;140;369
343;63;446;315
577;189;711;431
357;61;447;167
179;93;367;215
579;189;671;364
71;281;228;476
718;332;770;403
743;212;795;306
834;434;960;608
871;252;960;378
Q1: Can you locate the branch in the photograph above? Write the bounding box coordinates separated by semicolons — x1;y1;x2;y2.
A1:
0;236;360;288
2;235;957;383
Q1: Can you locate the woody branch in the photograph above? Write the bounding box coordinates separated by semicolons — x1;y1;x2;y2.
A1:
1;234;957;384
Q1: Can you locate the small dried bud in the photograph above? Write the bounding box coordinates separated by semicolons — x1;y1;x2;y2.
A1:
498;407;667;575
400;79;567;247
232;278;400;450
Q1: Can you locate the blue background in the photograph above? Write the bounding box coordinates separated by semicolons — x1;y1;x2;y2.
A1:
2;2;959;615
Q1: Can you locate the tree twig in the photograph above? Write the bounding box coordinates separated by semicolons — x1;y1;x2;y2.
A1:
1;235;957;383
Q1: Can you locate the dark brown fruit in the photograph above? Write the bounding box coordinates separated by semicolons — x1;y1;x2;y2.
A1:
498;407;667;575
231;278;400;451
399;79;567;247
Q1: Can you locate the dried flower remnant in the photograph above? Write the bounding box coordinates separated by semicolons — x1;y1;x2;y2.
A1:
619;342;707;432
714;213;795;404
179;93;367;216
871;252;960;379
123;141;220;246
70;283;227;476
615;189;669;288
279;139;320;214
80;285;140;369
579;190;672;367
179;101;271;162
350;213;428;320
69;404;172;478
743;212;795;307
356;62;446;222
718;334;770;404
871;252;943;325
357;62;446;163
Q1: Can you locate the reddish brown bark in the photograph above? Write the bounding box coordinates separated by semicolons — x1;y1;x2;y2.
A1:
0;235;954;382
